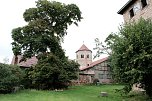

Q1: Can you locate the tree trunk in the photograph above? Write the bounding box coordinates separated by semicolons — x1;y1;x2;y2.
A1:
14;55;18;64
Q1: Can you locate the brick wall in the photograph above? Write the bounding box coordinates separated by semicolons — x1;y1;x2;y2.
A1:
123;0;152;22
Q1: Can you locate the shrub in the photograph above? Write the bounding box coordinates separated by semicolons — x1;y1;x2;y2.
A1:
20;67;33;89
28;53;79;90
0;63;24;94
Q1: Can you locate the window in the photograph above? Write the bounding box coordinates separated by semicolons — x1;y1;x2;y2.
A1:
87;64;89;66
130;8;134;18
141;0;148;8
87;54;89;58
81;54;84;58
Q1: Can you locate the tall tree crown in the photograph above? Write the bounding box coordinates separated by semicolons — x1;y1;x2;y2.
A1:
12;0;82;59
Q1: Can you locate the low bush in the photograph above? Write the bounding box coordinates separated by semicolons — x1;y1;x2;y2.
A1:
20;67;33;89
0;63;24;94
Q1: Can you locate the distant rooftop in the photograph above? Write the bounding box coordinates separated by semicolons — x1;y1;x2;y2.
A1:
11;55;38;67
80;57;108;71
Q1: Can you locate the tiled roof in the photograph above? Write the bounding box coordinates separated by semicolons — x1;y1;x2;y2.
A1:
11;55;38;67
118;0;137;14
80;57;108;71
76;44;92;53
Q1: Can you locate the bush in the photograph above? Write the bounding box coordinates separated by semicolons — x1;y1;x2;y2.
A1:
20;67;33;89
0;63;24;94
28;53;79;90
106;18;152;96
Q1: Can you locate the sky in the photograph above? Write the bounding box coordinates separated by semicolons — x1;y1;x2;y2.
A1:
0;0;128;63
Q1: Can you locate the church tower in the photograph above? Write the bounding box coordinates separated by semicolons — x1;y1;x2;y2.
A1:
76;44;92;69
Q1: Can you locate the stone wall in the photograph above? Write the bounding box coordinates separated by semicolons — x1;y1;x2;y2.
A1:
123;0;152;22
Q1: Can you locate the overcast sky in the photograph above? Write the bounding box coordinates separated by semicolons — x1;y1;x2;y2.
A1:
0;0;128;63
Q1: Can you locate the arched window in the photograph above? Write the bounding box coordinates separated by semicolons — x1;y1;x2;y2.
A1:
81;54;84;58
87;54;89;58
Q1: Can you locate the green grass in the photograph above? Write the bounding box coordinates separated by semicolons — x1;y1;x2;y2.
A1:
0;84;138;101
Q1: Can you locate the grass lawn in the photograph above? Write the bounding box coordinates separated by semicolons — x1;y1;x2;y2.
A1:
0;84;126;101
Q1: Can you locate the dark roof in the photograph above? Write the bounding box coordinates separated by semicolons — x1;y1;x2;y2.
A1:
11;55;38;67
118;0;137;15
80;57;108;71
76;44;92;53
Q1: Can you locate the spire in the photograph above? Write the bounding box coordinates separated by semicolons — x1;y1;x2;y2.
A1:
76;44;92;53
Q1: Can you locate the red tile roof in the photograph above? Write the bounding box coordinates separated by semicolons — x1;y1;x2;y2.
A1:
76;44;92;53
80;57;108;70
11;55;38;67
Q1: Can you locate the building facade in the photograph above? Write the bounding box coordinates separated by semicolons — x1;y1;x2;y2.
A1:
118;0;152;22
76;44;112;84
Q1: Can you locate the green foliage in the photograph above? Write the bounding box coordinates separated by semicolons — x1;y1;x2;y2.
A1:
0;63;24;94
20;68;33;89
107;19;152;96
94;18;152;97
11;0;82;90
93;38;111;59
11;0;82;59
28;53;79;90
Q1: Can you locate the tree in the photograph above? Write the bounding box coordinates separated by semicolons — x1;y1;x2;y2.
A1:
12;0;82;60
95;18;152;96
11;0;82;89
93;37;111;59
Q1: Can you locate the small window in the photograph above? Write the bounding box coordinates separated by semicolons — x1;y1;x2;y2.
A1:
130;8;134;18
87;54;89;58
87;64;89;66
81;54;84;58
141;0;148;8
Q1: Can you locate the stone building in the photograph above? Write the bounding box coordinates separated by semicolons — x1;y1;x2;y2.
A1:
76;44;112;84
118;0;151;22
76;44;92;70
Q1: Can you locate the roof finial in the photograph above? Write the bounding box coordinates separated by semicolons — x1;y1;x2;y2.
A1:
83;41;84;44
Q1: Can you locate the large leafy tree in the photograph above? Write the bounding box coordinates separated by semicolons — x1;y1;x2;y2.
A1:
95;19;152;96
11;0;82;89
12;0;82;61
